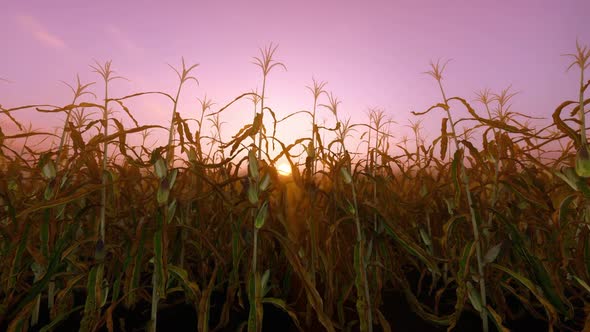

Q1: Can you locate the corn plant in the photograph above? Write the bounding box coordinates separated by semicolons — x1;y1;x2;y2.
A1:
166;57;199;166
341;160;373;332
246;148;271;332
56;75;96;167
90;60;123;244
416;59;489;331
251;43;286;160
564;41;590;177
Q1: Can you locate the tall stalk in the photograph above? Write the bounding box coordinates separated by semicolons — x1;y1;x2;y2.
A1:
475;86;518;234
246;148;271;332
303;77;327;326
90;60;122;245
367;109;391;229
165;57;199;167
307;78;328;172
406;119;423;170
320;91;343;152
195;94;215;163
252;43;286;161
474;88;499;233
564;41;590;177
341;163;373;332
56;75;96;167
151;156;178;332
248;43;284;332
425;59;488;332
37;76;95;323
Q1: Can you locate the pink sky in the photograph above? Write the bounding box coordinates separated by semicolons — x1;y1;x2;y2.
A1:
1;0;589;160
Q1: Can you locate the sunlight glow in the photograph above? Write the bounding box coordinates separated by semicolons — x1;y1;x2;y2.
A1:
277;162;292;176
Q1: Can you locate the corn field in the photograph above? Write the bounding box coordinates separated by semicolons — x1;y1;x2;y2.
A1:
1;42;590;331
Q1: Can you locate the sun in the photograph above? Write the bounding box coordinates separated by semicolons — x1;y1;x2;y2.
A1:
277;162;292;176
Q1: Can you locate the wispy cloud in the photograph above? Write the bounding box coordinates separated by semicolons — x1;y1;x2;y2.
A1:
106;25;144;55
15;14;66;49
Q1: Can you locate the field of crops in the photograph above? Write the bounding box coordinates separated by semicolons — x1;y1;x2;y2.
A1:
1;42;590;332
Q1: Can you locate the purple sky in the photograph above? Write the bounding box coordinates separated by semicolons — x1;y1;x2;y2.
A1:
1;0;589;159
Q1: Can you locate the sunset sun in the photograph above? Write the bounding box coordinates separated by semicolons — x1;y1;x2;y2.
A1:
277;162;292;176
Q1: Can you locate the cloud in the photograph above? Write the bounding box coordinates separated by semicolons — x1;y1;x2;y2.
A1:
15;15;66;49
106;24;144;55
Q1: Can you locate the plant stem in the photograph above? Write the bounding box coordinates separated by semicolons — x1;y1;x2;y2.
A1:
437;80;488;332
351;178;373;332
100;77;109;244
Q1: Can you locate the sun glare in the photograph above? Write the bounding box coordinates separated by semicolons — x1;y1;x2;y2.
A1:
277;162;292;176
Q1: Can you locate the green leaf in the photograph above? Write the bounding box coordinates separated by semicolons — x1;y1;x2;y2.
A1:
168;168;178;189
261;269;271;297
31;262;45;280
255;201;269;229
259;172;271;191
443;197;456;215
100;279;109;308
166;200;177;225
346;198;356;215
43;185;54;200
419;227;432;247
157;186;169;206
41;159;57;180
484;242;502;264
466;281;482;313
154;157;167;179
248;150;259;179
340;167;352;185
248;180;259;205
572;274;590;294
